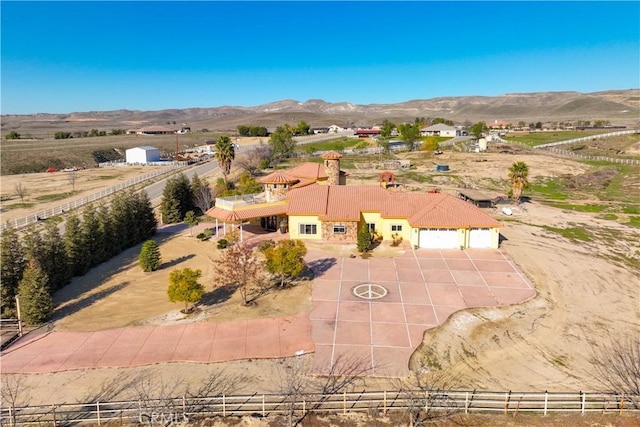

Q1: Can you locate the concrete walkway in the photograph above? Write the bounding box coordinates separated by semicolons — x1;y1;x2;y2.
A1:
0;314;312;374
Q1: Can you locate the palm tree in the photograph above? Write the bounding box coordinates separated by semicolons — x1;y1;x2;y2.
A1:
508;161;529;202
215;135;235;184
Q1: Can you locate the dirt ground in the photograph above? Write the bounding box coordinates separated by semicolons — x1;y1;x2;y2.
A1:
1;146;639;409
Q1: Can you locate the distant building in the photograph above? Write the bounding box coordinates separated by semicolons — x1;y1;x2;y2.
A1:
126;146;161;164
420;124;463;137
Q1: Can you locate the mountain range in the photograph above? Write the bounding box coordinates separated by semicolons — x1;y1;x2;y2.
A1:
2;90;638;136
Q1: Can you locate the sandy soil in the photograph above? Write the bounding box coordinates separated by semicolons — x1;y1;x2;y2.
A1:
2;149;639;407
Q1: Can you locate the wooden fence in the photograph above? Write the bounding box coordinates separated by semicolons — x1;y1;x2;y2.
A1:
2;390;638;426
1;164;187;232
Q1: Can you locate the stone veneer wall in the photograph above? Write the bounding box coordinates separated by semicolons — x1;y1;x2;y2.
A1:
321;221;358;242
265;183;288;202
324;160;340;186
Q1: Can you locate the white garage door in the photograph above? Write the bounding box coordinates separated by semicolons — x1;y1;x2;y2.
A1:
419;228;459;249
469;228;492;248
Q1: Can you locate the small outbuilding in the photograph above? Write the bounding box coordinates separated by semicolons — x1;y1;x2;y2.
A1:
458;189;494;208
126;146;161;164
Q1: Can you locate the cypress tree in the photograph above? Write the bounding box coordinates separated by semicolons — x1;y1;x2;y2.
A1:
1;226;26;317
64;212;90;276
18;262;54;325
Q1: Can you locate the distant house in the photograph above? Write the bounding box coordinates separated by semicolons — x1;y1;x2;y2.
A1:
313;127;329;134
328;124;348;133
126;146;161;164
420;124;462;137
127;126;177;135
354;128;381;138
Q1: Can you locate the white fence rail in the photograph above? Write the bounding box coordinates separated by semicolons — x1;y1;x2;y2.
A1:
532;129;639;149
2;390;637;426
1;164;187;232
540;148;640;165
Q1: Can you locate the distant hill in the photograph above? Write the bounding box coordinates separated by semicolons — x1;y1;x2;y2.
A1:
2;90;638;137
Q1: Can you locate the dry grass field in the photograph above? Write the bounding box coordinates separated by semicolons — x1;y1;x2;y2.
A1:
1;131;639;427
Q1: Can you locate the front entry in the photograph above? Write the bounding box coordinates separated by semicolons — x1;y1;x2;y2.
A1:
261;215;279;232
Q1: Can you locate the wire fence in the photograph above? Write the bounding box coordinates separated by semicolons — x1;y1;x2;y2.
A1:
1;164;187;232
2;390;638;426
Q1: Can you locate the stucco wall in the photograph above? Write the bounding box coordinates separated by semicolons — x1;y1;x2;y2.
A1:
288;215;322;240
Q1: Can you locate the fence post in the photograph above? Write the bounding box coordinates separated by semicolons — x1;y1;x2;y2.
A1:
222;394;226;417
619;394;625;415
544;391;548;416
97;401;101;425
182;395;186;416
465;392;469;414
504;391;511;415
262;395;265;417
581;391;585;415
383;391;387;415
303;399;306;415
343;391;347;415
51;404;57;427
9;406;13;427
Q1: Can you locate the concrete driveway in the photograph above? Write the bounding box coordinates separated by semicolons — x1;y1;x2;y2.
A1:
306;245;535;377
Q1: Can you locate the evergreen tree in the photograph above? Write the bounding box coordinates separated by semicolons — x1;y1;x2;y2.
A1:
24;223;71;292
97;203;116;262
109;191;130;253
42;221;72;290
161;173;193;223
18;262;54;325
132;190;157;242
357;225;372;253
1;226;26;317
139;240;161;272
64;212;90;277
81;204;104;268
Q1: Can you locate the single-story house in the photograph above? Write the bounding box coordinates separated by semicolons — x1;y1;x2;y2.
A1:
355;128;381;138
125;146;161;164
420;124;462;137
206;151;501;248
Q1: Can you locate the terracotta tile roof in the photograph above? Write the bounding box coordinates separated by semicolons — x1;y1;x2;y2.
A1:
286;185;501;228
259;171;299;184
206;202;287;222
286;162;327;180
321;151;343;160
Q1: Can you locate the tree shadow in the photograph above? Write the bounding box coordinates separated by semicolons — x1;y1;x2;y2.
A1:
499;234;509;245
54;232;177;306
53;281;129;320
198;284;238;307
161;254;196;269
305;257;337;279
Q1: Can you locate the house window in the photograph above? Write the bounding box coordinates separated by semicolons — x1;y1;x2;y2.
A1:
391;224;403;232
367;223;376;232
299;224;317;235
333;225;346;234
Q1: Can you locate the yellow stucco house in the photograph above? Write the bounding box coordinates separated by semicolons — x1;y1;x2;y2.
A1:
206;151;501;249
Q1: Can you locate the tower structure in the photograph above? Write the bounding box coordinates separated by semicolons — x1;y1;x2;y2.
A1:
322;151;343;186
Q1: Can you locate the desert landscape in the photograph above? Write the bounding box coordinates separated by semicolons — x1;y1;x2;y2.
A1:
2;134;639;413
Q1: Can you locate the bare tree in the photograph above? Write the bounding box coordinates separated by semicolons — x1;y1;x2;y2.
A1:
1;375;31;425
67;170;78;192
214;242;266;305
130;367;247;424
276;353;372;426
191;174;214;214
590;333;640;404
14;182;28;203
237;142;273;175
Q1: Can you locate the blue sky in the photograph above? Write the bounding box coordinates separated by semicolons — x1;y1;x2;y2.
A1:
2;1;639;114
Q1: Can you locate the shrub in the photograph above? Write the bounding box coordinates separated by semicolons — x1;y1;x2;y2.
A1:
217;239;228;249
391;232;403;247
357;226;372;253
196;228;213;241
258;239;276;253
